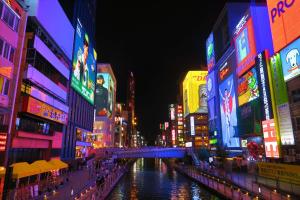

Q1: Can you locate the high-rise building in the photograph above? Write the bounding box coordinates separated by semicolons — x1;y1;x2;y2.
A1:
61;0;97;161
127;72;136;147
93;63;117;147
0;0;27;197
182;71;209;149
7;0;74;163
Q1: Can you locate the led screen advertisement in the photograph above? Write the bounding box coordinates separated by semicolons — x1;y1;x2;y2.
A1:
206;33;215;72
95;73;114;117
269;54;295;145
237;67;259;106
71;18;97;105
234;17;257;77
267;0;300;53
219;74;240;148
280;38;300;82
183;71;208;117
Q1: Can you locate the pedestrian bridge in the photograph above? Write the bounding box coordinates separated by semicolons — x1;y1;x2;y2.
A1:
95;147;186;158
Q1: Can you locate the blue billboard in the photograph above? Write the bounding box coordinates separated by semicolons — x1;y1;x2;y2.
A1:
219;74;240;148
236;27;250;63
280;38;300;82
207;70;216;100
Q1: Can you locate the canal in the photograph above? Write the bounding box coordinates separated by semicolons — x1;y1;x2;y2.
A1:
107;158;220;200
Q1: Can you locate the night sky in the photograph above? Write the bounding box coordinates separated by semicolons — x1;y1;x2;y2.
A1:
61;0;243;144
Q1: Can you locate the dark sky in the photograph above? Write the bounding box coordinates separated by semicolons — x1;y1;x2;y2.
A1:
60;0;235;144
95;0;229;144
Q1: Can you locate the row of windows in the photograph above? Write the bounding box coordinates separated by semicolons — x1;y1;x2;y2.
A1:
16;114;63;136
0;37;15;62
0;0;20;32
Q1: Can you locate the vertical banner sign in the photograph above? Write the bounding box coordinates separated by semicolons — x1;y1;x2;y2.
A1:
262;119;279;158
190;116;195;136
206;33;215;72
270;55;295;145
256;52;273;120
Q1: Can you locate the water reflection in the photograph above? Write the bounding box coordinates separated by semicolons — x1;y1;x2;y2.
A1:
107;158;219;200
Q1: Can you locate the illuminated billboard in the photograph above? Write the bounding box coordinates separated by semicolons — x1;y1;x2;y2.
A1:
95;73;114;117
183;71;208;117
190;116;195;136
238;67;259;106
280;38;300;82
263;119;279;158
71;18;97;104
269;54;295;145
206;33;215;72
169;104;175;121
234;17;257;77
267;0;300;52
219;74;240;148
23;96;68;124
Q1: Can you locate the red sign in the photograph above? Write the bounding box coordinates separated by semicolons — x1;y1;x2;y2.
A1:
262;119;279;158
267;0;300;52
234;17;257;77
24;97;68;124
0;133;7;151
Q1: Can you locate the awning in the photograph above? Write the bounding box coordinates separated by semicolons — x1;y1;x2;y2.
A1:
30;160;56;173
0;166;5;178
48;159;68;170
11;162;40;179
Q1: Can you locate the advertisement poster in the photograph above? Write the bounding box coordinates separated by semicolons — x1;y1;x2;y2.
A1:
219;74;240;147
71;18;97;104
183;71;208;116
267;0;300;52
234;17;256;76
280;38;300;82
95;73;114;117
262;119;279;158
207;70;216;100
206;33;215;72
237;67;259;106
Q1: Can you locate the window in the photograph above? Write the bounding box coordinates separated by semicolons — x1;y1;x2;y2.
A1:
0;1;3;19
0;76;9;95
2;6;9;23
9;47;14;62
14;17;19;32
3;43;9;59
0;38;3;56
292;89;300;103
0;3;20;32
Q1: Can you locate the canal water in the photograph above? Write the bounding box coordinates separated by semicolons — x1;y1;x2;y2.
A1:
107;158;220;200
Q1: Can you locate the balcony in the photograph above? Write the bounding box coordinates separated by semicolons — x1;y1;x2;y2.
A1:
24;65;67;101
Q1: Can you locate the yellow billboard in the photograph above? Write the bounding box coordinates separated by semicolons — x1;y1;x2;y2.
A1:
258;162;300;185
182;71;208;116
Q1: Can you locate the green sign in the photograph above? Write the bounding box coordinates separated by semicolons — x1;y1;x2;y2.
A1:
270;54;289;106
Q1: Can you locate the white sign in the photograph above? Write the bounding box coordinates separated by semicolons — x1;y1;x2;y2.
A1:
190;116;195;136
278;103;295;145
